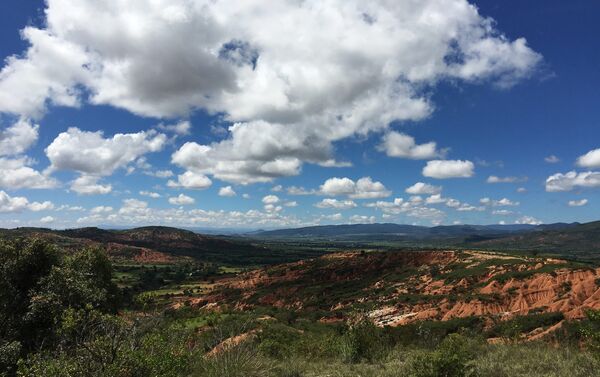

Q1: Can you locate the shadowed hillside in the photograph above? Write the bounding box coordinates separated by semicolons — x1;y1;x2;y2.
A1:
0;226;322;266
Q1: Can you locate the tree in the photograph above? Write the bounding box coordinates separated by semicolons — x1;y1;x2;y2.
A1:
0;239;60;351
0;238;119;358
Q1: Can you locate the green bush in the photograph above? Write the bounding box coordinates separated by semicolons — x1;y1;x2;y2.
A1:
17;321;197;377
580;309;600;355
406;333;482;377
257;323;301;359
338;319;389;363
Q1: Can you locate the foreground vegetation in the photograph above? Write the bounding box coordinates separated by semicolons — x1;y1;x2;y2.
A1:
2;238;600;377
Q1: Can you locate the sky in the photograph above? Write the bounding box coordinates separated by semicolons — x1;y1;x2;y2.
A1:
0;0;599;230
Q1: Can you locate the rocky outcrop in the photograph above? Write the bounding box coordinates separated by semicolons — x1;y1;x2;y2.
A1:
200;250;600;331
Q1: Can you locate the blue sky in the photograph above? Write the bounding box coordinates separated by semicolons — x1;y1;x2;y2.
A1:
0;0;599;229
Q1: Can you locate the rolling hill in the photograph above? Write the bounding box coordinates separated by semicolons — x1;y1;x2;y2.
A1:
0;226;308;266
465;220;600;261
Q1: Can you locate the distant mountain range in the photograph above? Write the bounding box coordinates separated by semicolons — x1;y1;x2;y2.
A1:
251;221;600;261
2;221;599;264
251;222;580;239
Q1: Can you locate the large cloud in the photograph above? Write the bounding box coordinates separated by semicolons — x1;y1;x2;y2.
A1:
0;190;53;213
319;177;391;199
576;148;600;169
0;119;57;190
422;160;475;179
545;171;600;192
0;157;57;190
0;0;541;183
0;27;88;118
46;127;166;176
0;119;39;156
45;127;166;193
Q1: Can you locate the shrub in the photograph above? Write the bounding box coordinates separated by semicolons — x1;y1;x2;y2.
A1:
257;323;301;359
338;319;389;363
580;309;600;355
406;333;482;377
17;320;197;377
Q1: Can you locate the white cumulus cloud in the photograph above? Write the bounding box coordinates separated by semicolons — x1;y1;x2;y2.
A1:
0;157;57;190
218;186;237;197
378;131;445;159
169;194;195;205
0;118;39;156
405;182;442;195
262;195;280;205
90;206;113;214
422;160;474;179
70;175;112;195
315;199;357;210
40;216;55;224
140;191;161;198
319;177;391;199
0;190;53;213
167;171;212;190
576;148;600;169
568;198;588;207
545;171;600;192
46;127;166;176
